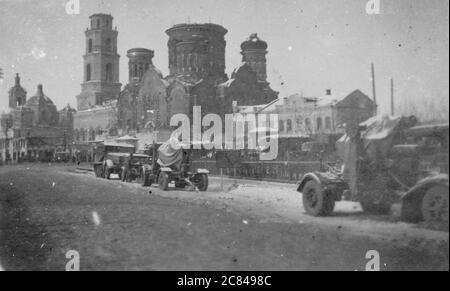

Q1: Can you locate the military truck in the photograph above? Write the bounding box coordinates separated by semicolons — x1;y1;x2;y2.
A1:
142;138;210;191
93;142;135;179
120;153;153;186
297;115;449;225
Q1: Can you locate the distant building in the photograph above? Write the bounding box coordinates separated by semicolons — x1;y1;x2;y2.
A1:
237;89;376;138
0;75;75;164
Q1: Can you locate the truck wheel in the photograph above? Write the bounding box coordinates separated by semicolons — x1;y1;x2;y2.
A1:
139;172;152;187
158;172;169;191
105;167;111;180
94;167;103;178
302;180;335;216
421;185;449;224
196;174;209;192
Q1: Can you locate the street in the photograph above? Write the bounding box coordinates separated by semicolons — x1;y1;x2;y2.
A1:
0;164;448;271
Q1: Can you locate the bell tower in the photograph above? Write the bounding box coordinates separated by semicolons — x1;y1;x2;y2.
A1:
8;73;27;109
76;14;121;110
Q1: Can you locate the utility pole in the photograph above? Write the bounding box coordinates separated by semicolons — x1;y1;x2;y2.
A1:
371;63;377;115
391;78;395;116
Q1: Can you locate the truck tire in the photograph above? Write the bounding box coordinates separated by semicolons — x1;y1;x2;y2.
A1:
139;171;152;187
94;166;103;178
196;174;208;192
158;172;169;191
302;180;335;216
421;185;449;224
105;167;112;180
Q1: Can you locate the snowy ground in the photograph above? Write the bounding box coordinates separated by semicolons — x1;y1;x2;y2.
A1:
0;164;448;271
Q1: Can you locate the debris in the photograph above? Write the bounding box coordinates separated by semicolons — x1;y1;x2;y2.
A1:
242;220;249;225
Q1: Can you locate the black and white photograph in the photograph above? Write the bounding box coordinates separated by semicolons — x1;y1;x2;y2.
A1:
0;0;448;274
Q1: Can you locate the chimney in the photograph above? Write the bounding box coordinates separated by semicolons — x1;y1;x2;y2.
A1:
15;73;20;85
326;89;332;96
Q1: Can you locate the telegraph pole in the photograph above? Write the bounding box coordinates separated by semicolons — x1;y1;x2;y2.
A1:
391;78;395;116
371;63;377;115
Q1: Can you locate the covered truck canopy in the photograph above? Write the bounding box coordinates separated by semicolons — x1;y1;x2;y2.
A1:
336;115;418;162
157;137;184;169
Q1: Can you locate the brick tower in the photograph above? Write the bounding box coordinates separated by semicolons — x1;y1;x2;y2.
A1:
166;23;227;82
241;33;268;83
76;14;121;110
127;48;154;84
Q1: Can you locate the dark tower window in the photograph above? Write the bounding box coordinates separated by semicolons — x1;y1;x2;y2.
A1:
86;64;91;81
106;63;112;82
105;38;112;51
97;19;100;28
88;39;93;53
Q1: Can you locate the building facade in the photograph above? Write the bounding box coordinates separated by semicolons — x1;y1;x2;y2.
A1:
0;75;75;164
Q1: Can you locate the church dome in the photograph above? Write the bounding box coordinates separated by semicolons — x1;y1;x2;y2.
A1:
241;33;268;51
26;84;56;107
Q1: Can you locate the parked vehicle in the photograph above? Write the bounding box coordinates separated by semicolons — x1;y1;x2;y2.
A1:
120;153;153;186
143;138;210;191
93;142;135;178
297;115;449;226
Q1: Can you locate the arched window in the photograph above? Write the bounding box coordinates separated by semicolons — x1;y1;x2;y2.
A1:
279;120;285;132
106;63;112;82
305;118;312;133
316;117;323;131
286;119;293;132
86;64;91;81
88;39;93;53
325;117;332;129
105;38;112;51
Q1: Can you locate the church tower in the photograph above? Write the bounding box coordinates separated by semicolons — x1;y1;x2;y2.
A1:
8;73;27;109
127;48;154;84
241;33;268;83
76;14;121;110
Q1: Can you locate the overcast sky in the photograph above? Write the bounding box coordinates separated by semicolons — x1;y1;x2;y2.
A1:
0;0;448;120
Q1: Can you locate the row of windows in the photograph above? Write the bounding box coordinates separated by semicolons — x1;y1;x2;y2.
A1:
86;63;113;82
88;38;113;53
74;128;118;142
0;139;26;150
278;116;333;133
